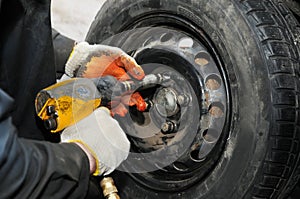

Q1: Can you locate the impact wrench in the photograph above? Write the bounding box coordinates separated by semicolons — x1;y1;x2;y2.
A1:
35;73;170;133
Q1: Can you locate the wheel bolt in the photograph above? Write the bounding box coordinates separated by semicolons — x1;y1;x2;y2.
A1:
177;94;190;106
161;121;177;134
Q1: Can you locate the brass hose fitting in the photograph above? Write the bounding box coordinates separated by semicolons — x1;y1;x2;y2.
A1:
100;177;120;199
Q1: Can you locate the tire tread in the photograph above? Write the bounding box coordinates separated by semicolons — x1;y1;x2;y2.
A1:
240;0;300;198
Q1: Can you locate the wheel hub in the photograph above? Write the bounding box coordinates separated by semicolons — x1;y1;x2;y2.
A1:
155;87;179;118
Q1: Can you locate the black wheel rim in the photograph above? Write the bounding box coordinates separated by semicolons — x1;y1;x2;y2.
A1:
103;13;232;192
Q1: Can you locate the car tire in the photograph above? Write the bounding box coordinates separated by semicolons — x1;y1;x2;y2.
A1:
86;0;300;198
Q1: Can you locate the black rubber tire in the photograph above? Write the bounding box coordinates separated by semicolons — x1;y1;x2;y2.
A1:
284;0;300;17
86;0;300;198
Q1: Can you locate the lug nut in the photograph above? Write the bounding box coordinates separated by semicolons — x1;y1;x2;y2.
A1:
161;121;177;134
162;72;172;81
177;94;190;106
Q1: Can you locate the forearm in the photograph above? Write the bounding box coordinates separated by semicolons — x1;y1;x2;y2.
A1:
74;142;97;174
0;117;90;198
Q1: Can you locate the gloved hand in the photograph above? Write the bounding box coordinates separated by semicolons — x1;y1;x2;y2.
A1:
60;107;130;176
94;76;147;116
65;42;147;116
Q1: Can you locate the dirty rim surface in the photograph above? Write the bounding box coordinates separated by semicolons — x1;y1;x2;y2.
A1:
113;14;231;191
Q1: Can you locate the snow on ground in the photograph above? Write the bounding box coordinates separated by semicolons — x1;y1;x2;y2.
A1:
51;0;106;41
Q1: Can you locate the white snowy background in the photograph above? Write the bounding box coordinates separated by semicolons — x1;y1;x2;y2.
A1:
51;0;106;41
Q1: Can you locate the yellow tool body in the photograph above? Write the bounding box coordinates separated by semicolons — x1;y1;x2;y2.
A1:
35;74;168;133
35;78;101;133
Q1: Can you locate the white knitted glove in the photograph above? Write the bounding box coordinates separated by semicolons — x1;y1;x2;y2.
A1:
61;107;130;176
65;42;144;80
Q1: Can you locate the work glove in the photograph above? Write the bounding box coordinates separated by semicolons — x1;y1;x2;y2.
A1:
61;107;130;176
94;76;147;116
65;42;146;116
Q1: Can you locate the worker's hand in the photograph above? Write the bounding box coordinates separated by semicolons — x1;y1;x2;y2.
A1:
65;42;147;116
94;76;147;117
65;42;145;80
60;107;130;176
111;92;146;117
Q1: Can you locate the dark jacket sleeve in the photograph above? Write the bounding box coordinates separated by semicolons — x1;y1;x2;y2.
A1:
0;0;58;141
0;89;90;199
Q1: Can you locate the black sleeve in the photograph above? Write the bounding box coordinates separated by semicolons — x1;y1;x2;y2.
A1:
0;1;103;198
0;0;58;141
0;89;90;198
